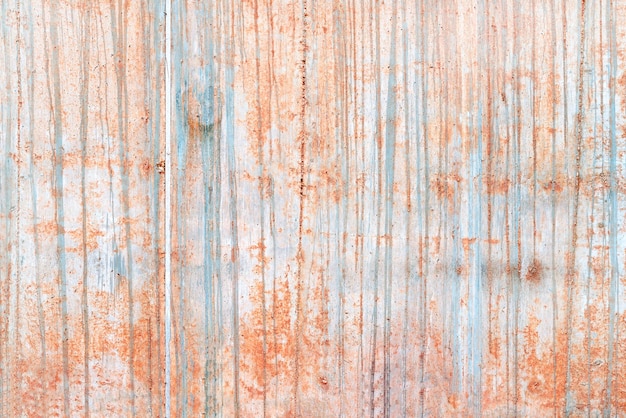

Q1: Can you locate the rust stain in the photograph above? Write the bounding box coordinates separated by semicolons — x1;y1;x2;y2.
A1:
3;0;626;416
524;259;544;284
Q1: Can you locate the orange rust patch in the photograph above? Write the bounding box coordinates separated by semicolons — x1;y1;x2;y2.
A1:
240;276;295;397
484;174;511;195
431;173;462;200
525;259;543;284
139;158;153;178
542;179;564;194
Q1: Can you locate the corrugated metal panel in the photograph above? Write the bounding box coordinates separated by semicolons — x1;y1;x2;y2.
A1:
1;1;165;415
2;0;626;416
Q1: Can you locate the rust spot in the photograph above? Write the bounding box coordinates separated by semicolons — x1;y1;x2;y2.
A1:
542;179;564;194
447;394;459;409
527;379;542;395
525;259;543;284
139;158;152;178
484;174;510;195
431;173;462;200
455;264;464;276
187;111;207;139
248;240;270;275
156;160;165;174
462;237;476;250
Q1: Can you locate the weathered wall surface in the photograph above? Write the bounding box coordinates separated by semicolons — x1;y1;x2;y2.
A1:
2;0;626;416
1;0;165;415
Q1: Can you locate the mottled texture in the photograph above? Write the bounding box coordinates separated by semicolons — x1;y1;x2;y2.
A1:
1;0;165;415
2;0;626;416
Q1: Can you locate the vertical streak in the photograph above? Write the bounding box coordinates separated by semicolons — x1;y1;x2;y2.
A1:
565;1;586;414
484;0;496;407
251;0;267;414
145;2;164;414
471;4;484;413
357;2;367;415
605;0;618;415
48;1;71;414
584;3;600;412
510;1;522;411
558;9;569;404
500;1;512;408
549;0;558;413
199;3;216;415
264;0;280;409
0;0;8;409
165;0;172;413
79;3;92;415
332;5;349;415
418;1;430;415
173;0;189;411
139;3;156;411
225;0;240;414
383;2;398;415
369;0;382;414
108;0;136;409
14;0;23;413
558;1;569;406
400;0;411;414
339;101;348;418
213;7;224;409
114;0;136;408
201;102;214;416
25;0;48;412
531;0;537;257
294;0;309;414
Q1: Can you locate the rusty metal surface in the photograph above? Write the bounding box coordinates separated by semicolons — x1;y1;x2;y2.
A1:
1;0;165;415
2;0;626;416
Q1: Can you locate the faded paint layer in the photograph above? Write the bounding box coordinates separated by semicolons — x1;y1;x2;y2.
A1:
1;0;165;416
170;0;626;416
2;0;626;417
